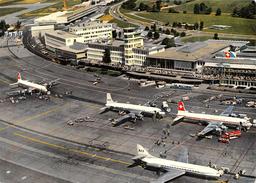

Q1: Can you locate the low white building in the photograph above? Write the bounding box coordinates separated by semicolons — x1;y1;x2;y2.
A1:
31;25;55;37
69;20;112;43
45;30;84;50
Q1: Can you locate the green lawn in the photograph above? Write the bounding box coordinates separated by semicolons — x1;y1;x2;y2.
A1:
110;18;137;28
181;36;256;43
19;0;82;18
137;12;256;35
0;7;26;16
181;36;212;43
169;0;251;13
120;8;152;23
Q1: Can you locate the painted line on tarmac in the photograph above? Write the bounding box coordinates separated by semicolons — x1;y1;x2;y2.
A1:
0;78;10;85
0;103;68;132
0;135;150;182
14;132;131;166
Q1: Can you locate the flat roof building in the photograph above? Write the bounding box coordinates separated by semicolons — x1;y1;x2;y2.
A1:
69;20;112;43
34;5;97;25
87;28;165;65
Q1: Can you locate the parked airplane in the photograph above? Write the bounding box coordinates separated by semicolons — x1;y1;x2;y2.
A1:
129;144;223;183
9;72;58;95
100;93;165;126
173;101;252;137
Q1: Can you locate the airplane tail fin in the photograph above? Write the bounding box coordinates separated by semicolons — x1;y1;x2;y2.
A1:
106;93;113;104
17;72;21;81
9;72;21;86
178;101;186;112
137;144;151;157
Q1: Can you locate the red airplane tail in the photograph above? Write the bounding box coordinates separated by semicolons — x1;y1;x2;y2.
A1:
178;101;186;111
17;72;21;81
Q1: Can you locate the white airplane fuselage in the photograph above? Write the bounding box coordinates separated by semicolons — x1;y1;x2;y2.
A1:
18;79;48;93
142;156;221;178
177;111;251;128
106;102;165;116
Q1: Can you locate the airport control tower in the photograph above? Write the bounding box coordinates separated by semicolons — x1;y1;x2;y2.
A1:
123;27;143;65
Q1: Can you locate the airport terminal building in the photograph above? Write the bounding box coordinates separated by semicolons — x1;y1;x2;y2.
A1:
146;40;256;88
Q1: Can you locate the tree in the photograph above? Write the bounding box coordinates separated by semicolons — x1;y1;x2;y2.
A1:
194;22;199;30
165;29;170;35
199;21;204;30
183;10;187;14
153;32;160;39
151;23;157;31
161;37;175;48
174;31;180;37
144;26;150;31
180;31;186;37
156;0;162;12
213;33;219;40
205;7;212;14
172;22;177;27
103;48;111;63
232;7;239;16
199;3;207;12
147;31;153;38
168;8;179;13
112;30;117;39
15;20;21;31
194;3;200;14
152;5;158;12
215;8;221;16
236;2;256;19
121;0;136;10
0;20;9;36
139;2;148;11
174;0;182;5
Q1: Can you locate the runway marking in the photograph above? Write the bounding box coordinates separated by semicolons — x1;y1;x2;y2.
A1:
14;132;131;166
0;103;68;132
0;78;10;85
14;104;68;124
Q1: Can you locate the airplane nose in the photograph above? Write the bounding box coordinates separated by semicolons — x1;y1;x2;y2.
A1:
218;169;224;176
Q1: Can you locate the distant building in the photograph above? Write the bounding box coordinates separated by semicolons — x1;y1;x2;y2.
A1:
34;5;97;25
69;20;113;43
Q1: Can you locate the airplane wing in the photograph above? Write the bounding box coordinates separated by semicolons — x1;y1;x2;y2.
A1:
99;107;111;114
177;147;188;163
46;78;60;88
112;112;137;127
151;169;185;183
172;116;184;125
220;106;234;116
197;123;216;137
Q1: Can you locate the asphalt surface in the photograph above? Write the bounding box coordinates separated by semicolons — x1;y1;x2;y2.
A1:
0;36;256;183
